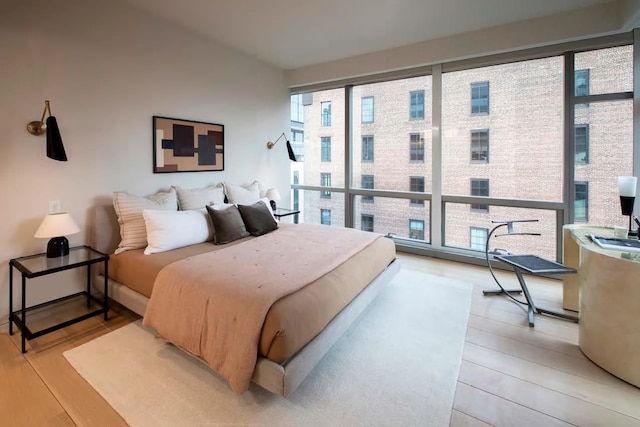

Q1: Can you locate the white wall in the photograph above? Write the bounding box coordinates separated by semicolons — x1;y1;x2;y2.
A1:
0;0;290;323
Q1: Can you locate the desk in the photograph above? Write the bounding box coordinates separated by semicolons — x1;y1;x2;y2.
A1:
563;225;640;388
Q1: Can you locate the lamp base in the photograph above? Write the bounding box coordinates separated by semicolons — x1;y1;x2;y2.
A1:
47;236;70;258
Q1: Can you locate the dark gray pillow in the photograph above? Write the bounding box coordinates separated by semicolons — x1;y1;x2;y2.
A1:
205;205;250;244
237;201;278;236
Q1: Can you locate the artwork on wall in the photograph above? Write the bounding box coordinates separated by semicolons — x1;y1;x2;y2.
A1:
153;116;224;173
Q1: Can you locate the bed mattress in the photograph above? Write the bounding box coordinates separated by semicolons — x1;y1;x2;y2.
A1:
107;225;396;363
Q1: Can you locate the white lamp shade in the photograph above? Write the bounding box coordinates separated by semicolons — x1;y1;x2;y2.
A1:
618;176;638;197
34;212;80;238
265;188;281;201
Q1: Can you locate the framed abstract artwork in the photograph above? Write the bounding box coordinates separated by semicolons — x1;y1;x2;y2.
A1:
153;116;224;173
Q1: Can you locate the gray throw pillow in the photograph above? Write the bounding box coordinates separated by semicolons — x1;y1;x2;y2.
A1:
205;205;250;244
237;201;278;236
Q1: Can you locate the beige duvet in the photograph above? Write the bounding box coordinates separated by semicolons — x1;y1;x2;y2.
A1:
142;223;385;394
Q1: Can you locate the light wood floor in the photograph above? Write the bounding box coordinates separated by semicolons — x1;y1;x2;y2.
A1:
1;253;639;426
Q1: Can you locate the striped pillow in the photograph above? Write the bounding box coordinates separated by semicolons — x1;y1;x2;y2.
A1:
112;188;178;254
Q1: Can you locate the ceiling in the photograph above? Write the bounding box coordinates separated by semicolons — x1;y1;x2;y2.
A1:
125;0;616;69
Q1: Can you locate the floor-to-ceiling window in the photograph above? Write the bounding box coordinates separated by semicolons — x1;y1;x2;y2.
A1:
291;34;635;261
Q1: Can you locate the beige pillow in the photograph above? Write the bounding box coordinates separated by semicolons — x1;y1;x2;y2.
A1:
112;188;177;254
223;181;262;205
174;184;225;210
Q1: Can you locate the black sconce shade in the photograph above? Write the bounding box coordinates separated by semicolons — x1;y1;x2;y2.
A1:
46;116;67;161
286;140;297;162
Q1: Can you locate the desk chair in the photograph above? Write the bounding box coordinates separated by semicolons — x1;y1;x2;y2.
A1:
483;220;579;327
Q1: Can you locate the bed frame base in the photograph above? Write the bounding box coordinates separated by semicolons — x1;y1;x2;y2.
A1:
98;257;400;397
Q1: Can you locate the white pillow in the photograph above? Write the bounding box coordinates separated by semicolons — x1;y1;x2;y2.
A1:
113;188;177;254
174;184;225;210
143;209;211;255
223;181;261;205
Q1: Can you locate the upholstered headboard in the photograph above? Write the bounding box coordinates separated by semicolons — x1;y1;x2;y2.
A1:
87;201;120;255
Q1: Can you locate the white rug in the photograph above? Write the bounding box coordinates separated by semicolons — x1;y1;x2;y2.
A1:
64;269;472;427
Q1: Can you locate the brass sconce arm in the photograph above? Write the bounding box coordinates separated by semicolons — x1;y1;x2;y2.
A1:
267;132;287;149
27;100;52;136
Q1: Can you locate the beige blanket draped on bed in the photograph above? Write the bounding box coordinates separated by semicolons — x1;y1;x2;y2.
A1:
142;223;382;393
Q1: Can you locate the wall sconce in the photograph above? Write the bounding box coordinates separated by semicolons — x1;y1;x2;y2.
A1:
266;132;297;162
27;100;68;161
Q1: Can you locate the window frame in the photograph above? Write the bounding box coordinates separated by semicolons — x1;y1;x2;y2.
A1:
320;208;332;225
320;136;331;162
409;90;425;120
410;176;425;206
409;219;425;240
361;135;374;162
321;101;332;126
470;178;490;212
361;174;374;202
361;96;374;123
574;181;589;222
470;129;489;163
470;227;489;251
471;81;490;115
409;132;425;162
575;124;589;164
320;173;332;198
361;214;374;232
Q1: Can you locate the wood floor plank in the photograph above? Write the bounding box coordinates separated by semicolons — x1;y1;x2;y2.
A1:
24;333;129;427
450;409;495;427
458;361;640;427
453;381;573;427
465;327;634;390
0;335;72;427
466;314;585;358
469;303;579;343
462;343;640;419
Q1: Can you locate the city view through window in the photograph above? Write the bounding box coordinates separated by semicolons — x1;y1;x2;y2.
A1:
289;45;633;260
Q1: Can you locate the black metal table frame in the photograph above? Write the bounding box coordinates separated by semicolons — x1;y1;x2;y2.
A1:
273;208;300;221
485;255;579;327
8;245;109;353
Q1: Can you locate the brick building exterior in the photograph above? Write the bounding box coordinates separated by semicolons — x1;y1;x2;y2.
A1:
292;46;633;259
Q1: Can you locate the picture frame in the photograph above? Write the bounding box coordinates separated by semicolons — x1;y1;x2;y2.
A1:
153;116;224;173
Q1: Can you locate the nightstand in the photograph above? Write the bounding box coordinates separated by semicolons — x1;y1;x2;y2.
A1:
8;245;109;353
273;207;300;222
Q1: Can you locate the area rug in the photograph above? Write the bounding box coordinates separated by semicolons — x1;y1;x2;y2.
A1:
64;268;472;427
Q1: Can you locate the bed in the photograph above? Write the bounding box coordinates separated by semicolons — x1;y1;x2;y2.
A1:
90;203;399;397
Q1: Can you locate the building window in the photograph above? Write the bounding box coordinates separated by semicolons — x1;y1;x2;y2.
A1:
361;214;374;232
321;137;331;162
320;173;331;198
293;171;299;211
361;175;374;202
470;179;489;212
362;135;374;162
291;94;304;123
410;90;425;120
575;69;590;97
575;182;589;222
470;227;488;251
409;219;425;240
321;101;331;126
471;129;489;162
410;176;425;206
320;209;331;225
409;133;425;162
471;81;489;114
362;96;374;123
575;125;589;164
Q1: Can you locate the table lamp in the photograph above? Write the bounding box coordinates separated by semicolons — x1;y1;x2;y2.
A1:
34;212;80;257
618;176;637;237
265;188;281;211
